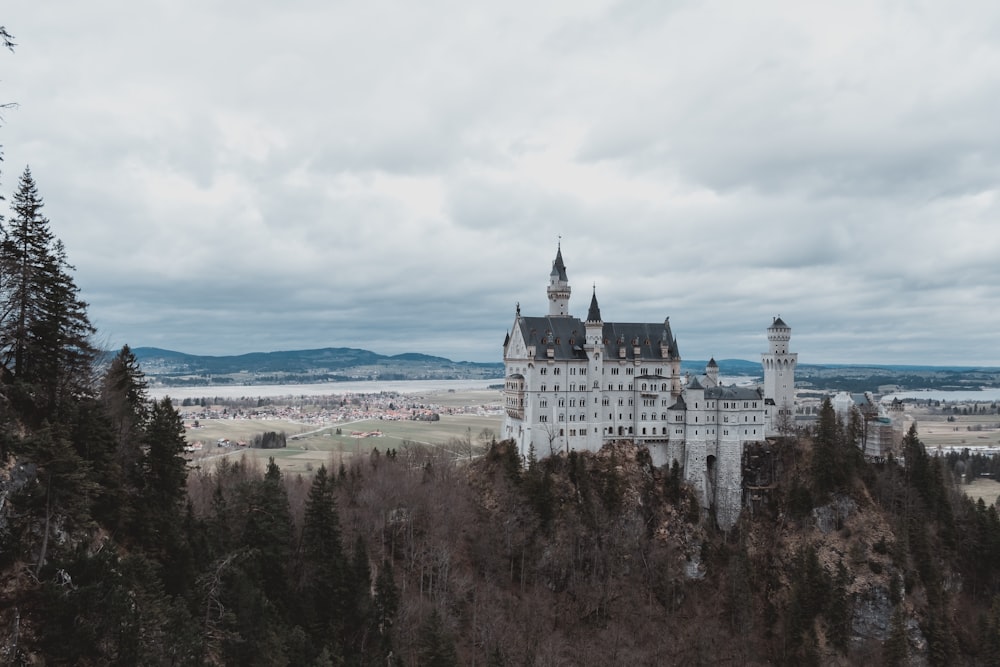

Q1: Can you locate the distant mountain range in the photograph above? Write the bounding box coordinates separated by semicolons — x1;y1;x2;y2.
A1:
130;347;505;386
129;347;1000;392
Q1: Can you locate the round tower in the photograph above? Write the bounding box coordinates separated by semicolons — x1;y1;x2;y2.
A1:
762;316;798;425
547;244;571;317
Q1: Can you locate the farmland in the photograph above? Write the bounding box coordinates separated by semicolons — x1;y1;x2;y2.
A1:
180;388;503;475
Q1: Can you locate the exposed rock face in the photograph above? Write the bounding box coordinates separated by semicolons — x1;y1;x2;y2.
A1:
0;461;37;531
813;495;857;534
852;585;893;642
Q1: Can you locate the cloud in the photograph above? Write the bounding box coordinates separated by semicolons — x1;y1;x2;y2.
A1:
4;0;1000;366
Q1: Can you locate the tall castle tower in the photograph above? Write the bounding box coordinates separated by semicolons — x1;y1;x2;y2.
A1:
547;244;571;317
762;317;797;420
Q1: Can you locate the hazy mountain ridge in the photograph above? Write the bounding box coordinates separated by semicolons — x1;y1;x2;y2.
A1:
127;347;1000;391
129;346;504;385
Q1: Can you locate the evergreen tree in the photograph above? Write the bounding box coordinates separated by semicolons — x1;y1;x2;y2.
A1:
299;465;348;658
373;559;399;658
138;397;192;593
0;167;95;423
18;426;96;576
417;609;458;667
100;344;149;493
812;397;847;496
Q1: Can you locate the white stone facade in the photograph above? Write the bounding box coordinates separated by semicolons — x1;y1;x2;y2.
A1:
501;247;796;530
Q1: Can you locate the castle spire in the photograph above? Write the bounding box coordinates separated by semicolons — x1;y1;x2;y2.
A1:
547;242;571;317
550;242;568;281
587;286;602;322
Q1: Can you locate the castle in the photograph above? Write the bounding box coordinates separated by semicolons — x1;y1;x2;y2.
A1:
501;246;797;529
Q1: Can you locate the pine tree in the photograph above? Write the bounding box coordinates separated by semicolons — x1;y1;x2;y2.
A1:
812;397;847;496
0;167;95;423
138;397;193;593
19;426;96;575
417;609;458;667
101;345;149;492
299;465;347;657
373;559;399;657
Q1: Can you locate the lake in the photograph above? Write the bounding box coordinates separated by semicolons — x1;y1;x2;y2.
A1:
148;378;500;400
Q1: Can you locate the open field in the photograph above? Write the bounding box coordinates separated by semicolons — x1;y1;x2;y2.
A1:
963;478;1000;506
183;401;502;476
906;411;1000;450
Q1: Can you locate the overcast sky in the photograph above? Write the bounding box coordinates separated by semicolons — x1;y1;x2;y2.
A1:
2;2;1000;366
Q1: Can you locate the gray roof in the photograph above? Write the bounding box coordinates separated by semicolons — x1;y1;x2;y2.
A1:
769;316;789;329
550;246;568;281
687;376;704;390
513;315;680;362
705;385;764;401
587;290;602;322
707;357;718;368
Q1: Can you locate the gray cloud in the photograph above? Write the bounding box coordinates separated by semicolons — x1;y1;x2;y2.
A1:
4;0;1000;365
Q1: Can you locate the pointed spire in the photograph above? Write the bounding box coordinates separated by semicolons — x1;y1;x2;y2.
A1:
550;242;568;281
587;286;602;322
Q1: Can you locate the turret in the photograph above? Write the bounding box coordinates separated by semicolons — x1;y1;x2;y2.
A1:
762;316;798;432
585;288;603;347
547;244;572;317
705;357;719;387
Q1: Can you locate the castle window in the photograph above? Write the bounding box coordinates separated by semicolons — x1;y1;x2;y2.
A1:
558;414;564;421
558;399;565;407
642;413;647;420
569;414;575;421
611;368;619;375
626;368;634;375
539;415;548;422
570;367;576;375
539;399;547;407
580;399;586;407
569;398;576;407
569;429;576;436
642;428;647;435
540;368;547;375
594;381;599;389
569;383;575;391
618;399;624;406
554;368;561;375
540;384;547;392
602;398;610;406
580;368;587;375
560;429;564;436
554;384;560;391
651;413;657;420
662;384;667;391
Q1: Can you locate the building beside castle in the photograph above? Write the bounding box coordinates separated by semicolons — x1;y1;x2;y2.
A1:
501;246;797;529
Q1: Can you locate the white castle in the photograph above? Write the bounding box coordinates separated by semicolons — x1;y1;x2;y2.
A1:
501;245;797;529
